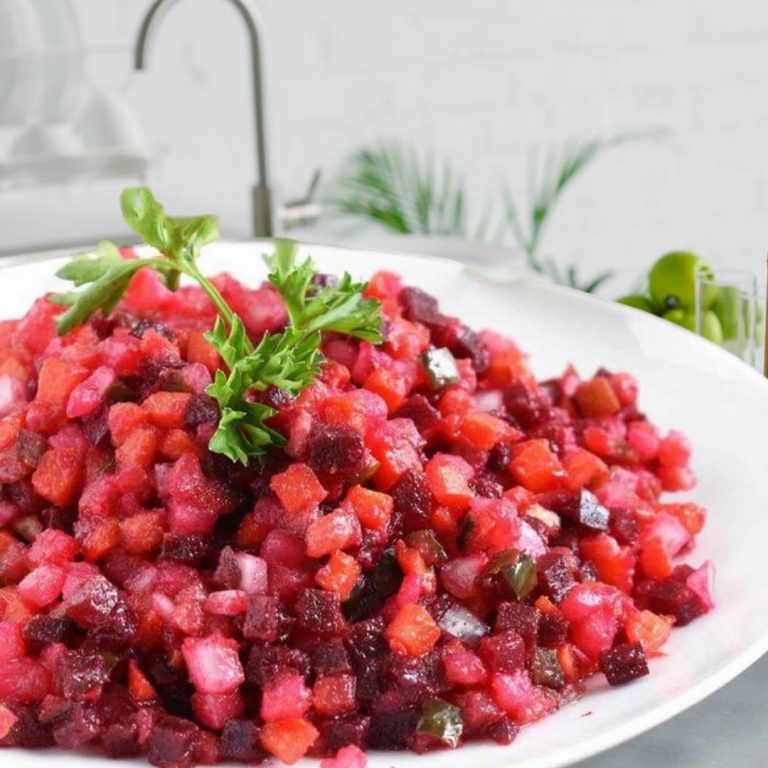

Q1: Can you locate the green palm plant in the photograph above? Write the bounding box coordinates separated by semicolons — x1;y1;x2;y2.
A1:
333;132;664;293
332;142;480;238
501;132;660;292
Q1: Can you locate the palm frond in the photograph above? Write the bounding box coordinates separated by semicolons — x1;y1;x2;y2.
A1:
331;141;472;237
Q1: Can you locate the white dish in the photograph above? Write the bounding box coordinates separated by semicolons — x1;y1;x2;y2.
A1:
2;241;768;768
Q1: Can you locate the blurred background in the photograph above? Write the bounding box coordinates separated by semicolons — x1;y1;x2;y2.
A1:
1;0;767;298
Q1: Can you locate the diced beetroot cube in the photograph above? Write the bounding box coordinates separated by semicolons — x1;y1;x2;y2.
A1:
58;649;108;700
65;574;119;628
219;719;265;763
62;562;100;602
0;703;18;740
66;366;116;419
0;621;26;661
204;590;249;616
305;507;362;558
479;631;526;673
158;453;237;536
442;639;488;685
658;430;691;467
441;553;488;600
313;673;357;716
295;588;345;637
454;690;507;738
686;561;715;611
640;511;691;559
181;632;244;694
28;529;79;566
320;744;368;768
599;642;649;685
191;691;245;731
0;657;51;703
147;715;199;768
490;669;557;724
233;552;267;595
242;595;280;642
17;564;65;608
261;669;312;722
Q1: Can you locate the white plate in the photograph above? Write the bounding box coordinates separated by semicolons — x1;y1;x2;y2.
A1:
2;241;768;768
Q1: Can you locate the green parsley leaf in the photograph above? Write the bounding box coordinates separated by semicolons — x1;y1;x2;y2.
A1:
120;187;219;266
51;241;166;334
204;320;324;464
266;240;384;343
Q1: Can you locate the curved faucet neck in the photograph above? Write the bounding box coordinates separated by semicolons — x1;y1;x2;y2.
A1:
134;0;271;236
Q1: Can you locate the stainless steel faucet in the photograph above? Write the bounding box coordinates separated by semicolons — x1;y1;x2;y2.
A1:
133;0;273;237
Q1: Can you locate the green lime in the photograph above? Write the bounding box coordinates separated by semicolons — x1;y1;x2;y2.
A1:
663;307;723;344
712;285;742;341
616;294;658;314
649;251;717;310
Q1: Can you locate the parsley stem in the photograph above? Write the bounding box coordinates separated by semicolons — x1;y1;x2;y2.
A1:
183;264;238;332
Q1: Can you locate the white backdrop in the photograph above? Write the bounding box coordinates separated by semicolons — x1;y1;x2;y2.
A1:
2;0;768;291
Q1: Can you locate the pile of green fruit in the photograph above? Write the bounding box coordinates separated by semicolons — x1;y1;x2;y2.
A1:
617;251;760;346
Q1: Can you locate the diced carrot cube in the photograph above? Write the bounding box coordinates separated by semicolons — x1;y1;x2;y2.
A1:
639;537;674;580
425;453;474;509
142;391;192;430
316;551;362;600
270;463;328;515
159;428;204;461
80;518;121;563
305;508;362;559
31;448;83;506
108;402;148;446
34;358;89;408
128;659;157;702
385;603;441;657
580;533;635;593
457;411;518;450
116;426;159;469
186;331;221;374
563;448;608;491
260;718;319;765
120;511;165;555
510;439;565;493
625;610;673;655
345;486;393;530
363;368;409;412
574;377;621;418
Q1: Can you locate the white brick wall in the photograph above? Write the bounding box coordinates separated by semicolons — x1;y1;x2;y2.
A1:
5;0;768;291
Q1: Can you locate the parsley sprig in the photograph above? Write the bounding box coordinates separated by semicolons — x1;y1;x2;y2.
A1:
52;187;384;464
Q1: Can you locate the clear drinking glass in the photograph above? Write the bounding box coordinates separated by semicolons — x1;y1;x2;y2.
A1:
695;270;758;366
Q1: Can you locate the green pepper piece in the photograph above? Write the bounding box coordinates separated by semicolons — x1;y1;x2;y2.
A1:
418;697;464;748
405;529;449;565
422;348;460;390
530;647;564;689
502;551;538;601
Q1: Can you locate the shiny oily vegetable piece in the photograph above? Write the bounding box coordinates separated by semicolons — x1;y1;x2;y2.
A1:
417;698;464;748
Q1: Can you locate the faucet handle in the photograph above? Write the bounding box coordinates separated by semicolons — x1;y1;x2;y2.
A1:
286;168;322;207
281;168;323;231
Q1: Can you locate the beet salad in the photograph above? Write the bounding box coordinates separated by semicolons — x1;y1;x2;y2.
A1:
0;189;715;768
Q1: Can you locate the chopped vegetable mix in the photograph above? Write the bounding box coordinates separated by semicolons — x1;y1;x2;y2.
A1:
0;189;715;767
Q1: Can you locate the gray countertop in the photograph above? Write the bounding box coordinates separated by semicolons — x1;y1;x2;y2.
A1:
575;653;768;767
